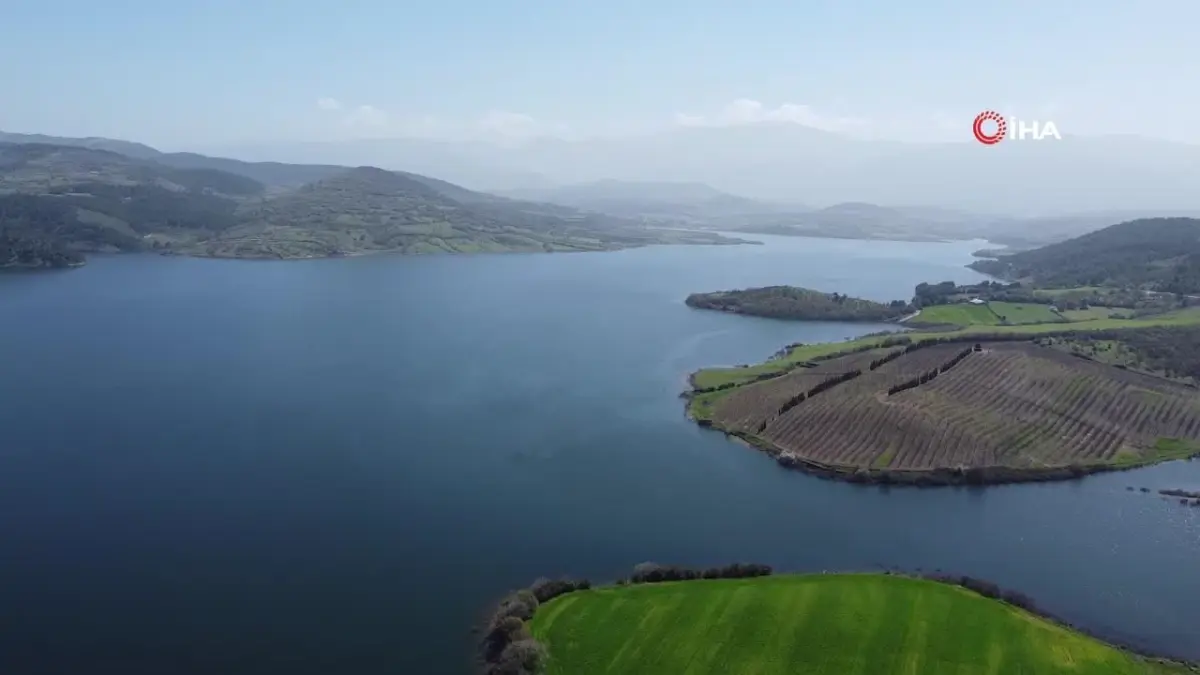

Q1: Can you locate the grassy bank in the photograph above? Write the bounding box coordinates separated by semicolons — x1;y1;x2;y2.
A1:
529;574;1189;674
691;308;1200;390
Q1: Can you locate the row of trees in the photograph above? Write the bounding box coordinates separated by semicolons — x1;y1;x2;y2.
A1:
869;349;906;371
887;348;972;396
777;370;862;417
921;574;1037;613
627;562;773;584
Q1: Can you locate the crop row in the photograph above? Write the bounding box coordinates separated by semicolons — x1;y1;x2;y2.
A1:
712;341;1200;472
886;347;974;396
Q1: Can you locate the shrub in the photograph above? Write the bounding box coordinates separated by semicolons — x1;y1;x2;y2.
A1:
529;578;591;604
486;639;546;675
481;616;530;663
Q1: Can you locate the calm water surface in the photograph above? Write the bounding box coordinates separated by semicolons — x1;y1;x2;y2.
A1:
1;235;1198;674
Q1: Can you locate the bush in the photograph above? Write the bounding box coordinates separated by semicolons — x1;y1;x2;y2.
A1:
491;590;539;624
529;577;591;603
486;639;546;675
481;616;530;663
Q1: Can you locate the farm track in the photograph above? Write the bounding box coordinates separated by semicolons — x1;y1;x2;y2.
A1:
709;341;1200;474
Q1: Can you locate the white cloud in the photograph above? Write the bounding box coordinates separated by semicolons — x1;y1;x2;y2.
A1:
342;104;389;129
675;99;870;134
317;97;342;111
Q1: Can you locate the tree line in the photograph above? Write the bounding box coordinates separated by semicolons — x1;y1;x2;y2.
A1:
886;347;973;396
777;370;862;417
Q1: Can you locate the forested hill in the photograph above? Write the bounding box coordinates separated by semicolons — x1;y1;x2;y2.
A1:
969;217;1200;293
0;142;741;265
685;286;912;321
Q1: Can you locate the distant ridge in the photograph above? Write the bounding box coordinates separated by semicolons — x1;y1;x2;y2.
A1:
0;141;741;266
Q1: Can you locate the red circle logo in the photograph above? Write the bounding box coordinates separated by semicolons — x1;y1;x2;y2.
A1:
973;111;1006;145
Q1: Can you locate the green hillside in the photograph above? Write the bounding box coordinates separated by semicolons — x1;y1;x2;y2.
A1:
969;218;1200;293
0;142;741;265
530;574;1182;675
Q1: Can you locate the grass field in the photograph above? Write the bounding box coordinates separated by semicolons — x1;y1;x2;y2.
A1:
1034;286;1107;297
689;308;1200;390
988;301;1064;324
530;574;1180;675
1062;307;1134;321
914;303;1001;326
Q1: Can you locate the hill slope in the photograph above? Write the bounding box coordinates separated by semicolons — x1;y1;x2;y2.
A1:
530;574;1181;675
499;179;779;220
0;143;742;263
969;218;1200;292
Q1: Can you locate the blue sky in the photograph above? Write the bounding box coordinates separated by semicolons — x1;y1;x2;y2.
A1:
3;0;1196;148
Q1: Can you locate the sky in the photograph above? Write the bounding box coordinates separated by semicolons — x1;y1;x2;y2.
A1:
2;0;1197;149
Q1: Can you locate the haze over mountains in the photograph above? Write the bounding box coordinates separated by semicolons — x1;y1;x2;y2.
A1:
0;137;743;267
210;124;1200;217
3;126;1200;267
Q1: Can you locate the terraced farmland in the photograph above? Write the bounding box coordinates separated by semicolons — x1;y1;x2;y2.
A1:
707;341;1200;479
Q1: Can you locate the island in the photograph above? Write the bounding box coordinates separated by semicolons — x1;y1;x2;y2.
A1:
480;564;1193;674
683;218;1200;486
685;286;913;322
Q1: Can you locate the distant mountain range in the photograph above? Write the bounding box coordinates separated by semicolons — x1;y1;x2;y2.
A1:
203;124;1200;216
0;139;742;268
3;129;1199;268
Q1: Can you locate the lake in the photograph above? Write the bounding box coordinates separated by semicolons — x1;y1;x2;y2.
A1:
1;234;1197;674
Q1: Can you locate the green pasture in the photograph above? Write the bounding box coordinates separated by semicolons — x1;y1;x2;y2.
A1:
530;574;1179;675
987;301;1064;324
915;303;1001;326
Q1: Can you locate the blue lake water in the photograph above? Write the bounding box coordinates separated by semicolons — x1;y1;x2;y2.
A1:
1;234;1197;674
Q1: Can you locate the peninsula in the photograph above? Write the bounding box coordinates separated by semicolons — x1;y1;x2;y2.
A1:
483;565;1195;675
683;219;1200;486
685;286;912;322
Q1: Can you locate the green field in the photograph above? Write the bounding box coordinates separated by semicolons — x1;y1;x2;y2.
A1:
1062;307;1134;321
1034;286;1107;297
914;303;1001;326
530;575;1179;675
988;301;1064;324
689;308;1200;390
917;301;1062;326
